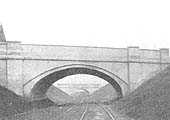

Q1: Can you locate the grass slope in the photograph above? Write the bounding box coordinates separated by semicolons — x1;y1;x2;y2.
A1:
70;91;89;103
114;66;170;120
46;85;73;104
0;86;31;117
0;85;54;118
89;84;117;102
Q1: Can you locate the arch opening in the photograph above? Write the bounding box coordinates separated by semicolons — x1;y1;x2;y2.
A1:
24;64;128;101
52;74;109;95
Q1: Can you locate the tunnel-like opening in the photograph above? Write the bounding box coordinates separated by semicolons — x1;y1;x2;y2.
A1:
30;66;123;101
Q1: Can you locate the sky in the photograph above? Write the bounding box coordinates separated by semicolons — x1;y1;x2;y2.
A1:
0;0;170;49
53;74;108;94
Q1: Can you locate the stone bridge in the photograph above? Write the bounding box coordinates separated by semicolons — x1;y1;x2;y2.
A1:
0;25;170;101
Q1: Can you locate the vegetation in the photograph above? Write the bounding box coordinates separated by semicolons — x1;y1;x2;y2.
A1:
46;85;73;105
88;84;117;103
0;85;54;118
113;66;170;120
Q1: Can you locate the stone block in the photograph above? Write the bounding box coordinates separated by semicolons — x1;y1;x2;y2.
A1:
128;46;140;59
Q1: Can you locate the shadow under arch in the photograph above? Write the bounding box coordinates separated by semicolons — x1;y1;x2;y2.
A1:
24;64;129;101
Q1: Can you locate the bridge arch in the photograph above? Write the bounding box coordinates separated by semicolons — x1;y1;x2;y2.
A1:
24;64;129;101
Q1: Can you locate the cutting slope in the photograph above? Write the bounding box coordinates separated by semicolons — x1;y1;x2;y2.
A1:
114;66;170;120
0;86;31;117
0;85;54;117
46;85;73;104
88;84;117;102
0;85;32;117
70;91;89;103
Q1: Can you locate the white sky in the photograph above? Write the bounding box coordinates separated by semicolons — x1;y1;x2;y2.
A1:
0;0;170;49
53;74;108;94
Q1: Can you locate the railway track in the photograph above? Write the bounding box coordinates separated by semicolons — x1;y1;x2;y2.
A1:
54;97;89;120
79;103;89;120
96;103;116;120
3;102;116;120
95;103;132;120
78;102;115;120
52;106;73;119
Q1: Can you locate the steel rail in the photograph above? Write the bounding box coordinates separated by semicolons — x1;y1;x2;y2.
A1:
56;97;88;120
53;107;73;119
79;103;89;120
96;103;116;120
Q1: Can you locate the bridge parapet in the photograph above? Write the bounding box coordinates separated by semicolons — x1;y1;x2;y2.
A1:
160;48;169;62
7;41;22;59
21;44;170;64
0;41;23;59
21;44;128;62
128;46;140;59
127;46;170;63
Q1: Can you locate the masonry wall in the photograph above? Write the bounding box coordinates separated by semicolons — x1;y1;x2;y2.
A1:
128;47;170;90
0;41;23;95
0;41;170;96
21;44;170;91
0;42;7;87
21;44;128;61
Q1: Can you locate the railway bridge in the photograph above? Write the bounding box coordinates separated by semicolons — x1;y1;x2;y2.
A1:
0;25;170;101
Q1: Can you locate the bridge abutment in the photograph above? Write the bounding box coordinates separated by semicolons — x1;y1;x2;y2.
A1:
0;42;7;87
127;46;140;91
127;47;170;90
160;48;169;70
0;41;23;96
